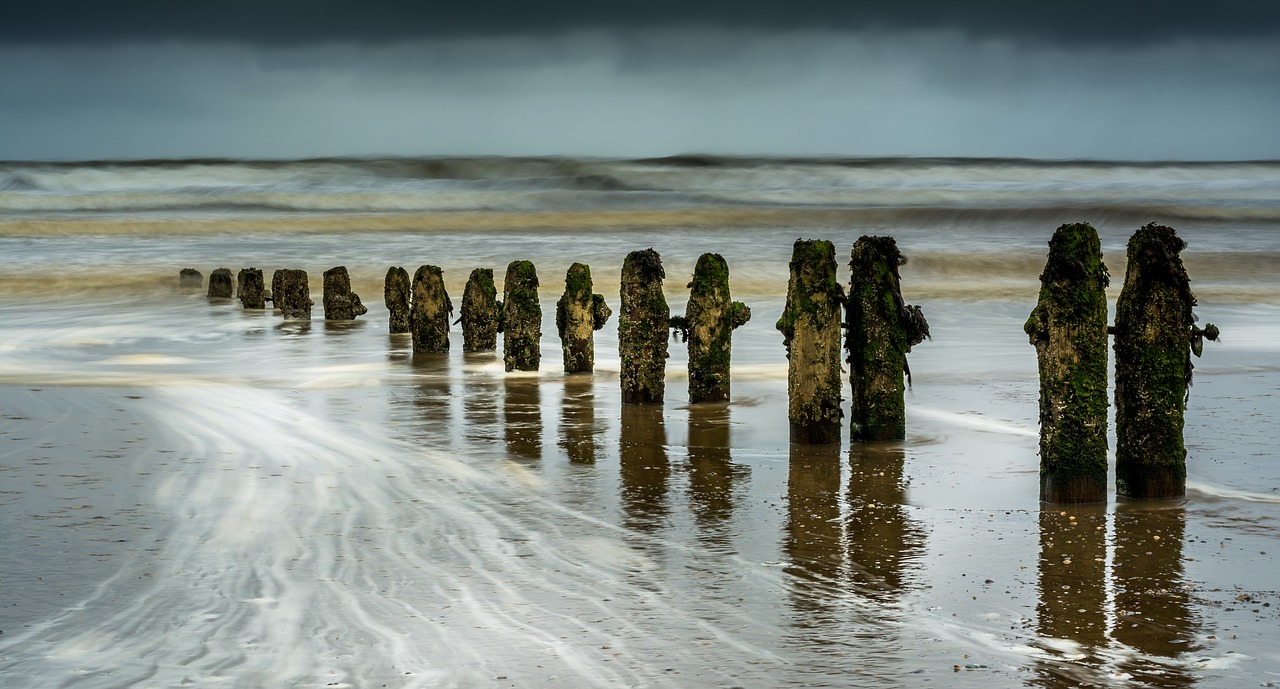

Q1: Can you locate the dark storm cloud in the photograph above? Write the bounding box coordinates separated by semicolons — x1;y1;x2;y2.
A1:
4;1;1279;45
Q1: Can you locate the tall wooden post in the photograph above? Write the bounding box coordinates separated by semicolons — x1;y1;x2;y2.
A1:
555;262;611;373
322;266;367;320
776;239;844;444
1114;223;1218;499
1024;223;1110;503
845;236;929;441
275;269;313;320
677;253;751;403
384;266;411;333
501;261;541;371
410;265;452;353
238;268;265;309
619;249;670;404
460;268;500;352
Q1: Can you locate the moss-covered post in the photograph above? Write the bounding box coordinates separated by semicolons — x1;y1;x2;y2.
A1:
270;269;284;309
179;268;203;289
672;253;752;403
1024;223;1110;504
384;266;411;333
460;268;500;352
410;265;452;353
776;239;844;444
322;266;367;321
275;269;313;320
845;236;930;441
207;268;233;299
555;262;612;374
1114;223;1218;499
501;261;541;371
238;268;266;309
619;249;670;404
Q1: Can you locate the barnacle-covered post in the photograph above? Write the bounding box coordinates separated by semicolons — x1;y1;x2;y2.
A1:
555;262;611;373
207;268;234;299
322;266;367;320
1024;223;1110;503
238;268;266;309
410;265;452;353
776;239;844;444
673;253;752;403
501;260;541;371
1113;223;1218;499
179;268;203;289
460;268;501;352
275;269;313;320
384;266;411;333
845;236;929;441
619;249;670;404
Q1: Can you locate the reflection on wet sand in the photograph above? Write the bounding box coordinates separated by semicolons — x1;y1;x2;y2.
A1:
404;352;452;446
845;444;924;599
461;352;500;448
503;377;542;461
559;376;601;464
618;405;669;535
1034;505;1109;688
685;404;748;549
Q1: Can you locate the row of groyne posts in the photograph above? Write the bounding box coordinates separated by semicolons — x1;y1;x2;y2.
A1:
181;222;1215;505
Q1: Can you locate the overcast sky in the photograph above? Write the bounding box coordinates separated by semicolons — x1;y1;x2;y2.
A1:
2;1;1278;160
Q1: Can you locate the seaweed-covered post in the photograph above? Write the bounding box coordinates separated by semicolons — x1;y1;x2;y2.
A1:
410;265;452;353
501;261;541;371
671;253;751;403
275;269;313;320
238;268;266;309
322;266;367;320
384;266;411;333
179;268;203;289
460;268;500;352
845;236;930;441
271;269;285;308
776;239;844;444
1024;223;1110;504
1113;223;1218;499
555;262;612;373
619;249;670;404
207;268;234;298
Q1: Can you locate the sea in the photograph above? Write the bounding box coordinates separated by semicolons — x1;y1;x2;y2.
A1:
1;156;1278;688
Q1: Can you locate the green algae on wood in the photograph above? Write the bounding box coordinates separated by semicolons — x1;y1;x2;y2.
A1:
679;253;751;403
460;268;500;352
275;268;313;320
501;260;541;371
776;239;844;444
1024;223;1110;504
619;249;670;404
845;236;929;441
322;265;367;321
237;268;266;309
410;265;452;353
555;262;611;374
384;266;412;333
1113;222;1218;499
207;268;233;299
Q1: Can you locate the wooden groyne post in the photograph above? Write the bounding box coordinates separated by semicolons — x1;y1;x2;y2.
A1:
275;269;313;320
501;261;541;371
776;239;844;444
672;253;751;403
238;268;265;309
1024;223;1110;503
1114;222;1218;499
460;268;500;352
322;266;367;320
555;262;611;373
207;268;233;299
384;266;411;333
179;268;203;289
619;249;670;404
845;236;929;441
410;265;452;353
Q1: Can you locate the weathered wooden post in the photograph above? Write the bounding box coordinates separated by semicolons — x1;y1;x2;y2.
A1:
672;253;752;403
179;268;203;289
460;268;500;352
501;261;541;371
555;262;612;374
275;269;313;320
1024;223;1110;503
410;265;452;353
619;249;670;404
776;239;844;444
238;268;266;309
270;269;285;309
845;236;929;440
384;266;411;334
322;266;367;320
1113;222;1218;499
207;268;234;298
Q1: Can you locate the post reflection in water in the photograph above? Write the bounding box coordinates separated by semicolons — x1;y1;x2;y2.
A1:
1033;503;1196;688
502;377;542;461
404;352;453;447
685;404;747;550
618;405;669;536
461;352;501;449
559;375;601;464
784;444;844;605
844;443;923;599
